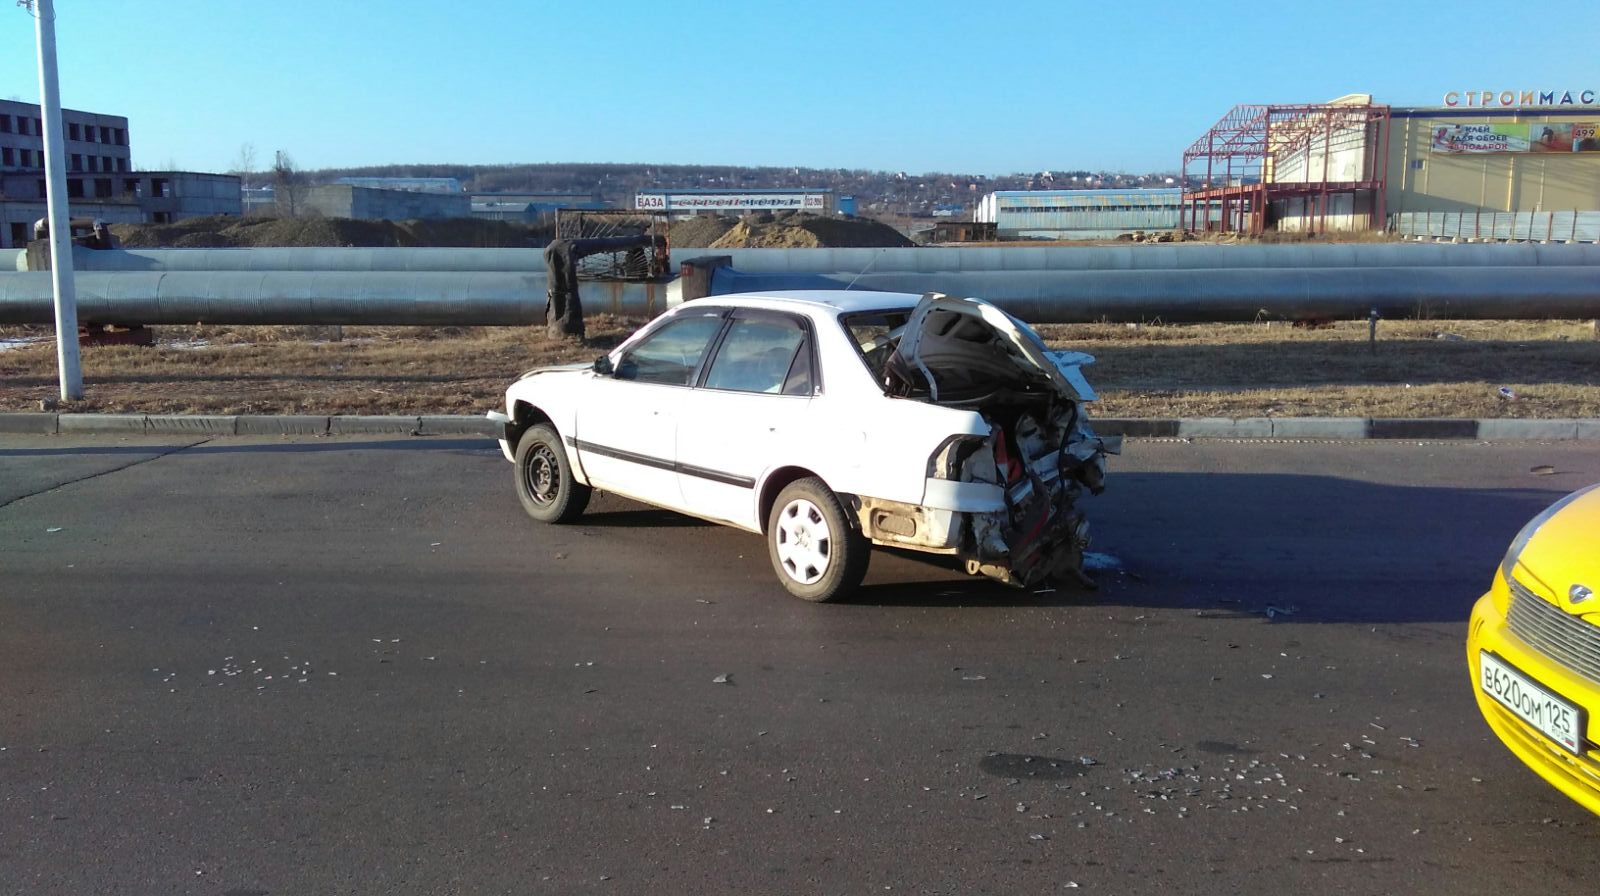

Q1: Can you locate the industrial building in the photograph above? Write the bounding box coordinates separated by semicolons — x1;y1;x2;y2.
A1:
0;99;240;248
634;188;833;217
303;184;470;221
1181;92;1600;239
471;191;610;224
973;189;1182;240
334;176;464;194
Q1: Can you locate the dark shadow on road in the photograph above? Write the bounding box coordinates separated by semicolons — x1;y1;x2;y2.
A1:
789;472;1572;623
577;508;714;529
1070;471;1566;625
0;438;495;458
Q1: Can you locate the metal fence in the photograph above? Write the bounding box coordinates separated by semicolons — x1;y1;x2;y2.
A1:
1391;211;1600;243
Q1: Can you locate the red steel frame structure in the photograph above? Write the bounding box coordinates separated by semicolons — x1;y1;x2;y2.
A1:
1180;103;1391;235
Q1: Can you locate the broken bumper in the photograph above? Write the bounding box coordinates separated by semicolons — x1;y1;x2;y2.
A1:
486;410;514;462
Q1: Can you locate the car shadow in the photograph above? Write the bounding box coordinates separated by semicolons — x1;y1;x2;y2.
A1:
0;438;495;458
835;471;1580;624
578;508;715;529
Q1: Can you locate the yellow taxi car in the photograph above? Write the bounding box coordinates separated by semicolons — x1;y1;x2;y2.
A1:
1468;483;1600;813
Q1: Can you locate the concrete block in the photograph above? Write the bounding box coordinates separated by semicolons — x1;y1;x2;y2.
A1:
0;413;57;434
1366;418;1478;439
144;415;238;435
1575;420;1600;441
1270;417;1367;439
58;413;148;432
1476;419;1580;441
236;415;329;435
329;415;420;435
1094;418;1179;438
417;415;498;436
1178;418;1272;439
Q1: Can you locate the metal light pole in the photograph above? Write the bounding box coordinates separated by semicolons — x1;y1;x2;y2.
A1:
24;0;83;400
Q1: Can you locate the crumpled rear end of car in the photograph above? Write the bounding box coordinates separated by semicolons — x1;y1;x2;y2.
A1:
936;399;1108;587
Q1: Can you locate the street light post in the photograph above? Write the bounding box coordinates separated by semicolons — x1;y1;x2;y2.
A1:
23;0;84;400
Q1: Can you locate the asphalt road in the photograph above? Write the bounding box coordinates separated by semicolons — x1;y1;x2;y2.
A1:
3;433;1600;895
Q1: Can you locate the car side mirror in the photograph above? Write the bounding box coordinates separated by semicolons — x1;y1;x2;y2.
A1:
592;355;614;375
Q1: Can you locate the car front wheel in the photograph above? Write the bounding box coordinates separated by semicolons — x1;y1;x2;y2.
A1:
514;423;591;524
766;477;869;602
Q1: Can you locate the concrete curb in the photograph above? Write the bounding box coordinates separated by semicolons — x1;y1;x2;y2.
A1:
0;414;1597;440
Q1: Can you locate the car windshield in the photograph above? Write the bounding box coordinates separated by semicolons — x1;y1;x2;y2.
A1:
839;309;913;381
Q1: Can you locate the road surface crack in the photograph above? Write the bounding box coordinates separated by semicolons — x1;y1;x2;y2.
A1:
0;437;214;511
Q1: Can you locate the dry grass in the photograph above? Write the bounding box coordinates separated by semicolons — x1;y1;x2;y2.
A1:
2;317;1596;418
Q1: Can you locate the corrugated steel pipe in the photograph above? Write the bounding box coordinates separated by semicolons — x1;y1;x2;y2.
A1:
60;241;1600;275
4;266;1600;326
0;271;673;325
710;267;1600;322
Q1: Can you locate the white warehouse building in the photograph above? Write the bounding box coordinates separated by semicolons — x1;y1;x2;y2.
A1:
974;188;1182;240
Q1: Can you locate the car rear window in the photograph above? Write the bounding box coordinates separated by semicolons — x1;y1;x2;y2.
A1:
839;309;912;382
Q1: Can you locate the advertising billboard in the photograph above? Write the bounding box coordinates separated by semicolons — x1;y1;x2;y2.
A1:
1430;122;1600;153
635;192;828;212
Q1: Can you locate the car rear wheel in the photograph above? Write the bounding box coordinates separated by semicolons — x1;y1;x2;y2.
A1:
767;477;869;602
514;423;590;524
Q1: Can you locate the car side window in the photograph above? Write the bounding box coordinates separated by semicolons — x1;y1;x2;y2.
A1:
704;317;811;395
616;315;725;385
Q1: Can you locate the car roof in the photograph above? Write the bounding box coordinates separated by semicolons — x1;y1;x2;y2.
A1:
693;290;923;315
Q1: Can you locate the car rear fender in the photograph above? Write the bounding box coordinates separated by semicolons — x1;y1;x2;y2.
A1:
756;465;847;535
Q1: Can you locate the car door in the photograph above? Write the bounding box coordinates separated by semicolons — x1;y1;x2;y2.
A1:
574;307;727;511
676;310;818;529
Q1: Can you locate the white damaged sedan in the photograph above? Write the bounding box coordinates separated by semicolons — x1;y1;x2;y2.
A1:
489;291;1114;602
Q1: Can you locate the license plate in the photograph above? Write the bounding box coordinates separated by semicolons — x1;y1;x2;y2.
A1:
1480;651;1586;753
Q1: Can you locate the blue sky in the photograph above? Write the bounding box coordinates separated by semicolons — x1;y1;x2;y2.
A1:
4;0;1596;175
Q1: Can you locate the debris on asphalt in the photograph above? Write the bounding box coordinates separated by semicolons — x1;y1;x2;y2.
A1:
961;674;988;681
1530;464;1556;475
712;674;730;684
45;527;62;533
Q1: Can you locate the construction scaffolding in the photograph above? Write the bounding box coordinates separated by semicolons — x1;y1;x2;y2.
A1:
1180;101;1391;235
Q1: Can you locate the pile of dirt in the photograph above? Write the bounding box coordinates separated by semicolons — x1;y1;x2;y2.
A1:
109;215;549;249
668;215;739;248
704;212;913;249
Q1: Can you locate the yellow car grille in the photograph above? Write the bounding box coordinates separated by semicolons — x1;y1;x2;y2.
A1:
1509;581;1600;686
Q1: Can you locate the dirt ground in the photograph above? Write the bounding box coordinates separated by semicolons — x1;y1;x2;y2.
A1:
668;212;913;249
2;318;1595;419
109;215;549;249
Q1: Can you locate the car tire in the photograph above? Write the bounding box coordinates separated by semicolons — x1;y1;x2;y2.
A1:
514;423;591;524
766;477;869;602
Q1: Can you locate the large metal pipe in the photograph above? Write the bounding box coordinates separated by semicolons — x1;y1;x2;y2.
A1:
69;246;547;273
4;266;1600;325
0;271;673;325
710;267;1600;322
689;243;1600;273
62;241;1600;275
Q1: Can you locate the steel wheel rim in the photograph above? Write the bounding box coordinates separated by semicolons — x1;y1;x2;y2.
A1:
775;498;831;585
524;444;560;506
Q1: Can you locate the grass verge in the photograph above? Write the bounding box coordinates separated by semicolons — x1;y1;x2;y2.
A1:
2;318;1596;419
